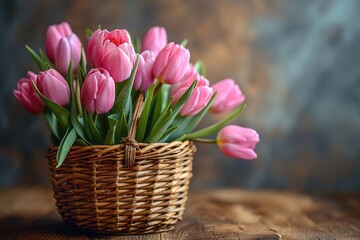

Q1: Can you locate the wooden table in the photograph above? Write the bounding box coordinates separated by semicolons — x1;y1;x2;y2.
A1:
0;187;359;239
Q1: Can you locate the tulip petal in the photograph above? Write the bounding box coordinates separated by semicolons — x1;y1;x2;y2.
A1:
103;48;132;82
55;38;71;75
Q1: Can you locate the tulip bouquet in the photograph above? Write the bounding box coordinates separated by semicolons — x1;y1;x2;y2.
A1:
14;22;259;167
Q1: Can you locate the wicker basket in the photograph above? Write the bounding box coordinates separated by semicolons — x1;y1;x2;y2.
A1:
47;93;196;234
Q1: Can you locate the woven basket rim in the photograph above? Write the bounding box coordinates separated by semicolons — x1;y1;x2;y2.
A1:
48;140;192;150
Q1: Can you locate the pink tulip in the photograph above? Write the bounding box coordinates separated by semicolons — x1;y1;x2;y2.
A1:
46;22;82;74
217;125;259;160
141;26;167;56
13;71;45;114
86;29;136;82
37;69;70;106
172;75;213;116
133;51;156;91
152;42;190;85
80;68;115;114
211;79;245;113
171;64;200;93
46;22;72;62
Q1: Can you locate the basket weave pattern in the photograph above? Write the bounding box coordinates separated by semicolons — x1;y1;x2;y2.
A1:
48;141;195;234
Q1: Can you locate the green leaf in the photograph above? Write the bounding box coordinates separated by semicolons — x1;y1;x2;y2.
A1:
134;37;141;53
85;28;93;39
75;139;88;146
135;83;156;142
194;60;206;76
104;126;116;145
119;109;129;139
184;104;247;140
56;127;77;168
107;109;128;144
145;80;197;143
167;92;217;141
87;112;105;144
66;60;88;144
71;114;90;145
32;82;70;130
66;60;74;90
111;56;139;115
44;109;61;141
150;84;169;129
39;49;52;69
159;125;178;142
104;116;118;145
181;38;188;47
25;45;45;71
79;47;87;78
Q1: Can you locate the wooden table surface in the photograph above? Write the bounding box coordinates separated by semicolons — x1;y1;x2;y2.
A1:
0;187;359;239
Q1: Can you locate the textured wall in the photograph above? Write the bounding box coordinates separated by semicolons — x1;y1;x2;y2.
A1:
1;0;359;192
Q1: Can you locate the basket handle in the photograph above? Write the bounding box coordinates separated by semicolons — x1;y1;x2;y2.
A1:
123;92;145;168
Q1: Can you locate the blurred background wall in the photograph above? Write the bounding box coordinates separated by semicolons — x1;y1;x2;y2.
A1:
1;0;359;192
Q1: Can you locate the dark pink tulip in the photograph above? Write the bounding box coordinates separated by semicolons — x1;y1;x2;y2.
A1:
211;79;245;113
13;71;45;114
46;22;82;74
141;26;167;56
80;68;115;114
86;29;136;82
217;125;259;160
172;75;213;116
152;42;190;85
133;50;156;91
37;69;70;106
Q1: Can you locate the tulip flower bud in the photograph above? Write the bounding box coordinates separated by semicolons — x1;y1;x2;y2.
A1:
172;75;213;116
46;22;82;74
133;51;156;91
152;42;190;85
80;68;115;114
13;71;45;114
171;64;200;94
46;22;72;62
86;29;136;82
141;26;167;56
37;69;70;106
211;79;245;113
217;125;259;160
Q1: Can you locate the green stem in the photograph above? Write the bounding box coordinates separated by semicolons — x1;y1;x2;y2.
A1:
75;79;82;116
93;113;98;125
190;138;217;144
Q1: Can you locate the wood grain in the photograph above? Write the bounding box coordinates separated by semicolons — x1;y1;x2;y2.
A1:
0;187;359;239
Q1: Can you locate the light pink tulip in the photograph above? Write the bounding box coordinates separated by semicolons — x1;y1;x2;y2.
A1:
217;125;259;160
172;75;213;116
46;22;72;62
80;68;115;114
55;34;82;75
13;71;45;114
171;64;200;94
37;69;70;106
133;51;156;91
211;79;245;113
46;22;82;74
152;42;190;85
141;26;167;56
86;29;136;82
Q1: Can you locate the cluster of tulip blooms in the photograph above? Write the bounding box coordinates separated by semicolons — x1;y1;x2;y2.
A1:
14;22;259;166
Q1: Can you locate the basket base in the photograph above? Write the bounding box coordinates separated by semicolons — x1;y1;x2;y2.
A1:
63;221;176;235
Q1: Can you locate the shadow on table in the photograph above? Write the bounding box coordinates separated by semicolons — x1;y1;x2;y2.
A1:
0;215;184;239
